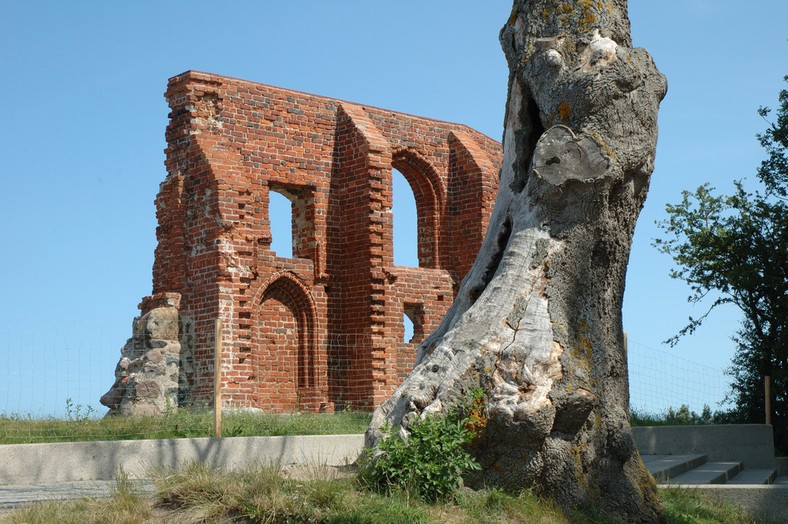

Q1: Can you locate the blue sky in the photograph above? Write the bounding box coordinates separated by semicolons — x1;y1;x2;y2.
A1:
0;1;786;417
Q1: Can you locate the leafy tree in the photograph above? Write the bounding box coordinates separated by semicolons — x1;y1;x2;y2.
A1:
654;77;788;451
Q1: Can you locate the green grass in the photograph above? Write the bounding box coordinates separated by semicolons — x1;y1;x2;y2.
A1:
660;487;777;524
0;409;371;444
0;401;737;444
1;464;776;524
0;400;732;444
0;463;603;524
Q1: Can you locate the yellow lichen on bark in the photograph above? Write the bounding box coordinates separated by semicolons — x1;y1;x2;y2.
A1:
558;101;572;122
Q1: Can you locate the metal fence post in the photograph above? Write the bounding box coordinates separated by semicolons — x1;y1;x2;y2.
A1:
214;318;223;438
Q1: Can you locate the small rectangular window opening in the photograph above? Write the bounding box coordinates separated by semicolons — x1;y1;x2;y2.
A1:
403;302;425;345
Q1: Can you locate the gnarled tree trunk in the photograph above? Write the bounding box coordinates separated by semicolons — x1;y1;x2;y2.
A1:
367;1;667;521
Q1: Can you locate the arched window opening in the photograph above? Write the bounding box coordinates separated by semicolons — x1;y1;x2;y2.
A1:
255;276;318;411
269;190;293;258
392;168;418;267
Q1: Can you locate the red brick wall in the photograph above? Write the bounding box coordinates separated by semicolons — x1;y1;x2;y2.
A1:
146;70;502;412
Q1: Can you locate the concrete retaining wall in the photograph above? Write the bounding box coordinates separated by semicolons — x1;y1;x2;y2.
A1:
0;435;365;485
2;426;777;486
633;424;775;468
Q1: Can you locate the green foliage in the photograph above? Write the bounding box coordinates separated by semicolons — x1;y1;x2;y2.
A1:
654;77;788;452
359;412;481;502
64;398;97;422
630;404;732;426
757;76;788;198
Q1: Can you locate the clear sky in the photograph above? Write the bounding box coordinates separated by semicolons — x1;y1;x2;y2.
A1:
1;1;786;417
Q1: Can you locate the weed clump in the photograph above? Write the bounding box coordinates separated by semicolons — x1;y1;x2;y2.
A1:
359;409;481;502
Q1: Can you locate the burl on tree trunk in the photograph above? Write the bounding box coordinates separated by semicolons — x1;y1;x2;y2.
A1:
367;0;667;521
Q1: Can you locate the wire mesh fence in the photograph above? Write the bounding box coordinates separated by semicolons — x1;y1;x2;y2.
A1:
627;337;732;416
1;316;127;420
0;315;734;443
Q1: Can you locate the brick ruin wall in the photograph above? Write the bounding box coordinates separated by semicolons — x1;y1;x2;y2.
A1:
103;70;502;414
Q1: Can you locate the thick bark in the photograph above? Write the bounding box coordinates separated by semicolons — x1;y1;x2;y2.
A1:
367;1;666;521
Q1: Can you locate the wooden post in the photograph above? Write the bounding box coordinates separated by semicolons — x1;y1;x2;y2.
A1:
765;375;772;426
214;318;223;438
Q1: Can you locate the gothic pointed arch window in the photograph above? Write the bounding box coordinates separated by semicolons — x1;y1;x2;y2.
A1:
392;168;418;267
391;151;444;269
254;275;317;411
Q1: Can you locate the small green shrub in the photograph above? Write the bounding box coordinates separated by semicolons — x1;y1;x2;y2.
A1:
359;412;481;502
64;397;97;422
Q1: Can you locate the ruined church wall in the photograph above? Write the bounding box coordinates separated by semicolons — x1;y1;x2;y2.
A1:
143;70;502;412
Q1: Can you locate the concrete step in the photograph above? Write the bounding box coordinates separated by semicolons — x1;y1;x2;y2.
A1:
776;457;788;476
726;468;777;485
664;462;741;485
641;454;707;483
633;425;776;470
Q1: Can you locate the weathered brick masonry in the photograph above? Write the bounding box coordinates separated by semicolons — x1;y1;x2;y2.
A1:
116;71;502;413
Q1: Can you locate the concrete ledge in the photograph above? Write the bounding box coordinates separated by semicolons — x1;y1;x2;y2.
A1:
776;456;788;476
660;484;788;522
633;425;775;469
0;435;366;485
